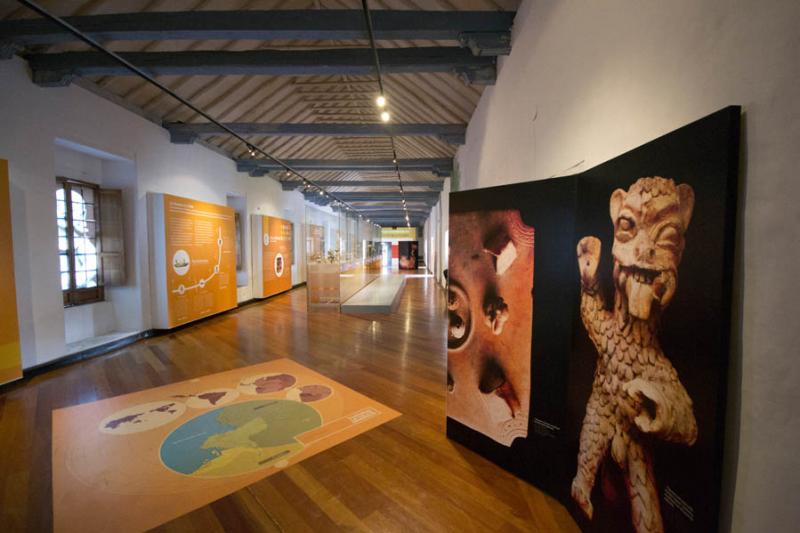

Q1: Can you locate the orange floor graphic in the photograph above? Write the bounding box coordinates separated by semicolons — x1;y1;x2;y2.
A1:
52;358;400;532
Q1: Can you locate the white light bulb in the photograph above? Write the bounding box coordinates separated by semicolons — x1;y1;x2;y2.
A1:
380;111;391;123
376;95;386;108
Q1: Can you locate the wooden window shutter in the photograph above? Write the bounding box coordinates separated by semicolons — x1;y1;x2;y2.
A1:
98;188;126;286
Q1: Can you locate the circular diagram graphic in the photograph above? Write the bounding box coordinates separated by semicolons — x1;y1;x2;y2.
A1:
274;253;285;277
185;388;240;409
160;399;321;478
238;373;296;395
172;250;190;276
99;401;186;435
263;233;270;247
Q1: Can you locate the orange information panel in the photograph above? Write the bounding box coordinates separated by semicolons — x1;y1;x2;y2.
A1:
163;194;237;328
0;160;22;385
261;216;292;297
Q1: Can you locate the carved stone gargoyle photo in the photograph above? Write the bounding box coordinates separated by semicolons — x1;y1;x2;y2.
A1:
572;177;698;533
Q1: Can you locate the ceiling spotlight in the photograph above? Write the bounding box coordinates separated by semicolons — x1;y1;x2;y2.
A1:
248;147;256;156
285;171;291;177
319;190;324;196
376;95;386;108
392;158;397;163
380;111;391;123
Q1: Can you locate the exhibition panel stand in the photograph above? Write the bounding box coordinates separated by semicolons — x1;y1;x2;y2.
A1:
148;193;237;329
0;159;22;385
446;107;741;533
251;215;293;299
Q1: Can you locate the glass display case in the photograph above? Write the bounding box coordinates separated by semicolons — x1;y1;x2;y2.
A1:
305;205;381;309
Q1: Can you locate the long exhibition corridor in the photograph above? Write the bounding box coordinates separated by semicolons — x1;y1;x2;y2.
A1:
0;1;796;531
0;278;576;532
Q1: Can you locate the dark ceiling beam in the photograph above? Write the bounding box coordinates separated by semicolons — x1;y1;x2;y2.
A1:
372;221;425;227
372;216;425;221
0;10;513;55
26;47;496;87
280;180;443;191
237;157;452;177
330;205;431;211
303;190;440;206
372;217;426;223
166;122;466;145
350;205;431;211
369;210;427;215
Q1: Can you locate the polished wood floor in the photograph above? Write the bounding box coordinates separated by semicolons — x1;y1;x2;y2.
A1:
0;277;578;532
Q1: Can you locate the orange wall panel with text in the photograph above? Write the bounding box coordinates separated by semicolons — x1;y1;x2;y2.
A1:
261;216;293;298
163;194;237;328
0;159;22;384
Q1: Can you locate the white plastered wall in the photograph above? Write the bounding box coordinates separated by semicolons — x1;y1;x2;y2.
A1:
423;177;449;287
454;0;800;531
0;57;307;368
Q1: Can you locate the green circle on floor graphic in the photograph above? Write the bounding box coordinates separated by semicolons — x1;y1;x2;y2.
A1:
160;399;322;478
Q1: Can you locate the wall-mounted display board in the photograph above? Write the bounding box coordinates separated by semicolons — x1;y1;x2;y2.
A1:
251;215;293;299
0;159;22;385
398;241;419;270
149;193;237;329
382;227;417;240
446;107;740;533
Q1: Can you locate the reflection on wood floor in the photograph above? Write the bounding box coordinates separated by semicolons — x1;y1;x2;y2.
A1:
0;278;578;532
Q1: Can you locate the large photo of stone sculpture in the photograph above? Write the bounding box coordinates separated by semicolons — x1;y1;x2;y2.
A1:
445;107;738;533
571;177;698;533
446;209;534;446
565;106;740;533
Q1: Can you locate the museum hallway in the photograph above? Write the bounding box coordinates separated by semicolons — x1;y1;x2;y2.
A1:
0;0;795;530
0;278;577;532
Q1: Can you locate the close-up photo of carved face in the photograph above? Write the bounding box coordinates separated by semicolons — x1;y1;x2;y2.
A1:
446;209;534;446
610;177;694;320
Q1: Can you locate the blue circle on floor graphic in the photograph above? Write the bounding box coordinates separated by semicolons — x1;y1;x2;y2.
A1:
160;399;321;478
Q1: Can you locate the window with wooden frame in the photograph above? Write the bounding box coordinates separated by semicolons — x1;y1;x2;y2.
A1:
56;178;126;307
57;178;103;306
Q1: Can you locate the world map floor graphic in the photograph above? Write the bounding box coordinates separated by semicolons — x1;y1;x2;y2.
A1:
52;358;400;532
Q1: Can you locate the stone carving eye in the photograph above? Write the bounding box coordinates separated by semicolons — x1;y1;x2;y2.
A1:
447;283;472;350
616;216;636;242
618;216;634;231
657;226;681;250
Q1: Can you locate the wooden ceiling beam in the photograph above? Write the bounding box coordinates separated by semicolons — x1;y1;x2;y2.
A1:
280;180;443;191
25;47;496;87
1;10;514;51
166;122;465;145
236;157;452;176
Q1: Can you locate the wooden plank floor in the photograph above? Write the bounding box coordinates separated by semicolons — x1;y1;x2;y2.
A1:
0;278;578;532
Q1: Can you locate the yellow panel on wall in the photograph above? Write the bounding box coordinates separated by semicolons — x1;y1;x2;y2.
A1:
381;227;417;240
163;194;237;328
262;216;293;298
0;159;22;385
